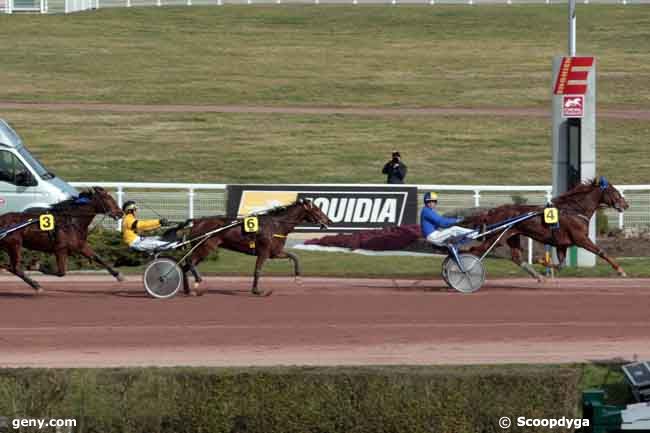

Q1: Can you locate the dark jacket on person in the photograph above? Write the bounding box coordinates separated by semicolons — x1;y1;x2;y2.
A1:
382;161;408;184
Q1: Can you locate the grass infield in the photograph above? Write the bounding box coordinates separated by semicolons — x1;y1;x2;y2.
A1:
1;6;649;108
2;110;649;185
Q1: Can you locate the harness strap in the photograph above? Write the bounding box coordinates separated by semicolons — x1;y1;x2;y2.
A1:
273;234;287;239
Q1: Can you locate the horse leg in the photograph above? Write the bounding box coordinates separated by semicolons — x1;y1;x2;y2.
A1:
181;263;191;295
507;235;545;283
573;237;627;277
272;250;302;285
189;265;202;285
181;263;203;295
6;243;42;291
183;240;220;296
556;246;567;268
252;249;272;296
79;244;125;282
52;252;68;277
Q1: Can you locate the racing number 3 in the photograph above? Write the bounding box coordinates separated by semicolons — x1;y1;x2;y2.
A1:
39;214;55;231
244;216;259;233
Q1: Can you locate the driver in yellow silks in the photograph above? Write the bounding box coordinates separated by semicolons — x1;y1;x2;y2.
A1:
121;200;177;252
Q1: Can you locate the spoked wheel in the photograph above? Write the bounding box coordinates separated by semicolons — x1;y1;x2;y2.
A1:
442;253;485;293
143;257;183;299
441;256;451;286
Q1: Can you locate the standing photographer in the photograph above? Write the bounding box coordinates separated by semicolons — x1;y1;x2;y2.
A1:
382;151;408;184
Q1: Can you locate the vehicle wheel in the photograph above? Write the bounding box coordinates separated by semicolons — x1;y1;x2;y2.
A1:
441;256;451;286
443;254;485;293
143;257;183;299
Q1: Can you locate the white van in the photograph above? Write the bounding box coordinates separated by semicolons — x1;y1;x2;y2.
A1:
0;119;78;213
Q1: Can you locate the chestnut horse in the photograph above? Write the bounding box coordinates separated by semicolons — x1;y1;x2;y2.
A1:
464;177;629;279
176;199;332;296
0;187;124;291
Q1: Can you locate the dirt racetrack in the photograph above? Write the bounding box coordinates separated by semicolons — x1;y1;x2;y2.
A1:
0;275;648;367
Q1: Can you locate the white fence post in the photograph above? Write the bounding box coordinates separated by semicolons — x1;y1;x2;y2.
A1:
188;187;195;220
116;186;124;231
473;190;481;207
619;191;625;230
528;238;533;264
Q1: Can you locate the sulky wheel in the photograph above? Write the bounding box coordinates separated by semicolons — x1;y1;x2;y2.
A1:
443;253;485;293
441;256;451;286
143;257;183;299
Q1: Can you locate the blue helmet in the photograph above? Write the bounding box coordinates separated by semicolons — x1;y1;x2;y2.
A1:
423;192;439;203
599;176;609;190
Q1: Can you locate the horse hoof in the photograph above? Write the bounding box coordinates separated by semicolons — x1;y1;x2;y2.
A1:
185;290;198;297
252;289;273;297
619;271;628;278
294;276;303;286
193;281;200;290
34;287;44;294
116;273;125;282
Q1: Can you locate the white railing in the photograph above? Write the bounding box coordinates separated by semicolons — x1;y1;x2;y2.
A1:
70;181;650;231
71;182;227;229
6;0;650;14
64;0;93;12
3;0;48;12
69;181;649;264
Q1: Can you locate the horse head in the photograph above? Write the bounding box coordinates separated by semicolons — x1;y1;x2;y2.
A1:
87;187;124;220
596;177;629;212
297;198;332;230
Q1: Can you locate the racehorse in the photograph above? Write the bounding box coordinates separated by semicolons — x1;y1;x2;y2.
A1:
463;177;629;279
177;199;332;296
0;187;124;291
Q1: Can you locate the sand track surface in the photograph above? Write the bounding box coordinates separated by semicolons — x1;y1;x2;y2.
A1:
0;275;648;367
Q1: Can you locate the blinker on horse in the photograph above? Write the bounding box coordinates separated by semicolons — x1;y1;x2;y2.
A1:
0;187;124;291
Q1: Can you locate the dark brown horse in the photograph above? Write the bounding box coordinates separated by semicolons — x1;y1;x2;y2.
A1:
0;187;124;291
464;177;629;279
177;199;332;296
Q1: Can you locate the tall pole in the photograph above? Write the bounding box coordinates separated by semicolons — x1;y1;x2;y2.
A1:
569;0;576;56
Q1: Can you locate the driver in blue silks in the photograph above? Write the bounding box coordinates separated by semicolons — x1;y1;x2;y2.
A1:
420;192;473;246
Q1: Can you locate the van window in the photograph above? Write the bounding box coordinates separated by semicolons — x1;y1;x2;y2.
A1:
18;147;50;178
0;150;31;185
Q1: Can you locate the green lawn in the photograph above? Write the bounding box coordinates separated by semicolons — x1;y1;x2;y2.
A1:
0;6;649;108
122;248;650;278
2;110;649;184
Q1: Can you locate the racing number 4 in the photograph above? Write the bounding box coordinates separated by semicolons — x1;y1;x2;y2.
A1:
544;208;559;225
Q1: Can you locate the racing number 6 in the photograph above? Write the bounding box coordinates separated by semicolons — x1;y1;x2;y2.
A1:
244;216;259;233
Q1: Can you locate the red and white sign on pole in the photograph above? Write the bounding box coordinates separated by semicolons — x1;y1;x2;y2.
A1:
562;95;584;118
553;56;594;95
553;56;593;119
